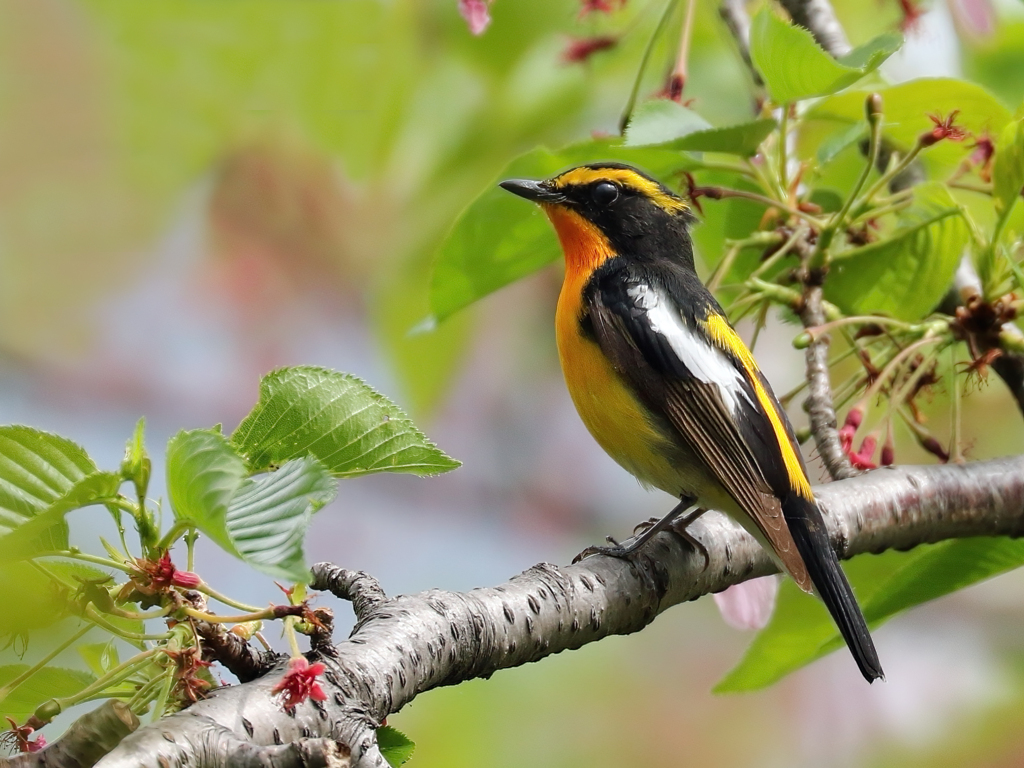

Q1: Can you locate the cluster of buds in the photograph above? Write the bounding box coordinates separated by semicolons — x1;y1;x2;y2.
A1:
120;552;201;603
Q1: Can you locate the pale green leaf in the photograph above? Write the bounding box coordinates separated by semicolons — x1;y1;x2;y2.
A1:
824;182;968;321
231;367;460;478
0;665;94;721
667;118;777;157
816;122;867;168
993;117;1024;215
0;472;123;562
624;100;711;147
750;8;901;103
0;427;98;552
78;641;120;678
120;417;151;501
627;101;776;156
225;458;337;582
166;429;247;555
806;79;1011;174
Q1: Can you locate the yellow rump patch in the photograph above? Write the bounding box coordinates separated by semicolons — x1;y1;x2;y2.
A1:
701;314;814;500
551;167;689;215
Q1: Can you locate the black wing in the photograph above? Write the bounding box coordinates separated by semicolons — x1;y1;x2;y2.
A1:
582;258;810;590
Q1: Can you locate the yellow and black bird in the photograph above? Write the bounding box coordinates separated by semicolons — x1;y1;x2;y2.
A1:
500;162;883;683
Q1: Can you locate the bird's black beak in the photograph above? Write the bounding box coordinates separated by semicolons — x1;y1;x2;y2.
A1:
499;178;565;204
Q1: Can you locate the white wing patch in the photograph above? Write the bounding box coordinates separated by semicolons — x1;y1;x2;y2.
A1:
628;284;749;415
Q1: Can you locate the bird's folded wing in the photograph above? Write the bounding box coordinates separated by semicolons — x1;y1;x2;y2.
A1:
585;264;811;590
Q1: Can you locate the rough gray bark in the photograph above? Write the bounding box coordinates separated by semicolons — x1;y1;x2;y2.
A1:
55;455;1021;768
799;284;859;480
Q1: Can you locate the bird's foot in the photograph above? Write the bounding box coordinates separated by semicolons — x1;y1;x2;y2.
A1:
669;512;710;571
572;536;630;564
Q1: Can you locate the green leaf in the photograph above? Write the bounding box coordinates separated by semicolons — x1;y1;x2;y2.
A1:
224;458;337;582
626;101;777;156
0;665;94;721
429;139;689;321
624;100;712;147
0;427;99;552
806;79;1011;174
750;8;901;103
715;552;897;692
78;641;120;678
232;367;460;478
668;118;778;157
816;122;867;168
717;538;1024;691
378;725;416;767
993;117;1024;216
0;471;124;561
824;182;969;321
166;429;247;555
120;417;151;501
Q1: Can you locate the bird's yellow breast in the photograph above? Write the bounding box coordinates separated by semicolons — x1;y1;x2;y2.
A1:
547;205;682;494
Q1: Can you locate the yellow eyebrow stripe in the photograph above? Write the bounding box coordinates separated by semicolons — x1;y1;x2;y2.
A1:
701;314;813;500
551;167;689;215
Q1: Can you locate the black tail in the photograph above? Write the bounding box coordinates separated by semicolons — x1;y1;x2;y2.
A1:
783;493;884;683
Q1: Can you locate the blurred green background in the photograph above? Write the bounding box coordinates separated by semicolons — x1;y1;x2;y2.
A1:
3;0;1024;765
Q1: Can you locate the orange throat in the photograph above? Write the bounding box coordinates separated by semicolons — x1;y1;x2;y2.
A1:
542;204;616;283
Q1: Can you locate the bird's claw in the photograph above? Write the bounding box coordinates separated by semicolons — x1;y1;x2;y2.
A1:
571;539;629;564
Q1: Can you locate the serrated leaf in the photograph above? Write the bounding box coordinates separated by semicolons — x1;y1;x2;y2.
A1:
166;429;247;555
231;367;460;478
750;8;901;104
0;665;94;721
627;102;777;157
0;427;101;554
0;471;123;562
824;182;968;321
669;118;778;157
993;117;1024;216
429;139;691;321
717;538;1024;691
378;725;416;767
624;100;712;146
224;458;337;582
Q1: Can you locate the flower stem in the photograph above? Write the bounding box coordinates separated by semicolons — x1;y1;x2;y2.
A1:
619;0;680;133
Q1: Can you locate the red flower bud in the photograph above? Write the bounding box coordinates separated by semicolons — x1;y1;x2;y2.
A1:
848;436;878;470
561;35;618;65
578;0;627;17
272;657;328;711
920;111;968;147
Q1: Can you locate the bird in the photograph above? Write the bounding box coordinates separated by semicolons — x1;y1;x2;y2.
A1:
499;162;883;683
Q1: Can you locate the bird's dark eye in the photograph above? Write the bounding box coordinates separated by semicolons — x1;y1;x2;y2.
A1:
591;182;619;206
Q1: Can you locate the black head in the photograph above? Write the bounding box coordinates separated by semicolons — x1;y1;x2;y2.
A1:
500;162;695;265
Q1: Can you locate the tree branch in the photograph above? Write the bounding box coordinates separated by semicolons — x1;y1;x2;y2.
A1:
85;456;1024;768
799;282;859;480
777;0;851;57
718;0;763;88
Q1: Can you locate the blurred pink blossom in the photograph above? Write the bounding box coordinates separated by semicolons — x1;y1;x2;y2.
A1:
713;575;779;630
949;0;995;39
459;0;492;35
